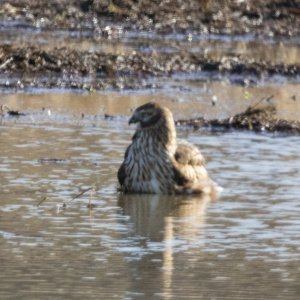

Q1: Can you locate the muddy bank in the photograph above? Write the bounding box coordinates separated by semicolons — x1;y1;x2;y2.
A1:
0;1;299;91
1;0;300;37
176;99;300;135
0;45;299;90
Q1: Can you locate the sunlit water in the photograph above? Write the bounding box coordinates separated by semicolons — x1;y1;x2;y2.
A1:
1;16;300;299
1;78;300;122
1;108;300;299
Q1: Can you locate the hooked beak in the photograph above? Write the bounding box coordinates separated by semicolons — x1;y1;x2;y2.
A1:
128;113;139;125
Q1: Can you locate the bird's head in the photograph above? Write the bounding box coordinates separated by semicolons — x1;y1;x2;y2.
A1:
129;102;169;128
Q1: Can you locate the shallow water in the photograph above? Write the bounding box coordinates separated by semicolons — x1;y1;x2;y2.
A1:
1;22;300;299
1;78;300;122
2;26;300;65
1;103;300;299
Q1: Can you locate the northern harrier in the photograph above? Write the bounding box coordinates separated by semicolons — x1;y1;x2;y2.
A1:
118;102;220;195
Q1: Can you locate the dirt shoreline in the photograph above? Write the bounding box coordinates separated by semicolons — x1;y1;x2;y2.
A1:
0;1;300;91
0;44;299;90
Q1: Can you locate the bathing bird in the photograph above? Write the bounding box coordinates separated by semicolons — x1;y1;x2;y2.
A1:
118;102;219;195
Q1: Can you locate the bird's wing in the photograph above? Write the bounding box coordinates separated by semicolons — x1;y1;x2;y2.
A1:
118;163;126;186
118;144;131;186
174;141;205;166
172;141;208;187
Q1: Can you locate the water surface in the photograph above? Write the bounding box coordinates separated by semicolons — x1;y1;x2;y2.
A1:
1;106;300;299
1;10;300;299
1;79;300;122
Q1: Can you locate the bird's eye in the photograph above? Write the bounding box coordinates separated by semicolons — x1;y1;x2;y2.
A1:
142;111;152;117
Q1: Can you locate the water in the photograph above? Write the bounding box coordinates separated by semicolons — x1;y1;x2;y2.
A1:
1;79;300;121
1;22;300;299
1;26;300;65
1;103;300;299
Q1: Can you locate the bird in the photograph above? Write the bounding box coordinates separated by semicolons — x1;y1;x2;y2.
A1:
118;102;220;196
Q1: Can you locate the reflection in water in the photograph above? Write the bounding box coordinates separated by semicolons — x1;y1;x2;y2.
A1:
118;193;210;241
118;193;212;300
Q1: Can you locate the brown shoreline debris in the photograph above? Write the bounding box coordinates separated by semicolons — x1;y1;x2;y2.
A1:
176;96;300;135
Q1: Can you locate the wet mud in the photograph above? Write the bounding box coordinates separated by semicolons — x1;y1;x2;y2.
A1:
0;44;299;90
0;1;300;91
1;0;300;36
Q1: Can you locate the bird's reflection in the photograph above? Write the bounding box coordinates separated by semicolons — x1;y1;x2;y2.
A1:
118;193;217;300
118;193;212;241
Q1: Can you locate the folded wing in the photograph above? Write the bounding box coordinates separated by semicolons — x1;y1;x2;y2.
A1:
172;142;210;194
